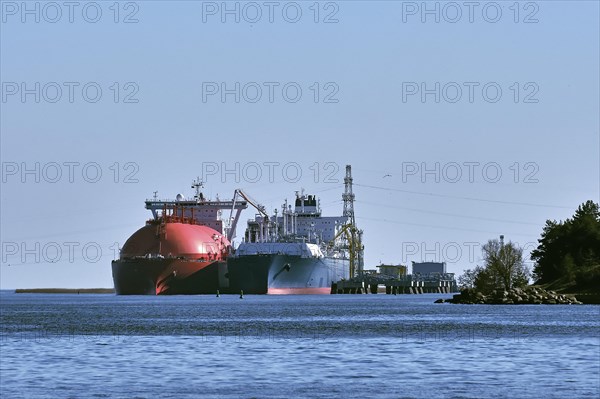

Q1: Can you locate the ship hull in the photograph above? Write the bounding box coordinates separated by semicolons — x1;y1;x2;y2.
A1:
228;255;349;294
111;258;228;295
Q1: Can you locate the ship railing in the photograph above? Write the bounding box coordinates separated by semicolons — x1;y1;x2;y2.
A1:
146;199;247;208
147;215;213;226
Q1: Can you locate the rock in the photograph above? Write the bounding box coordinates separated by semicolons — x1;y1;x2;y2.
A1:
448;286;584;305
434;298;444;303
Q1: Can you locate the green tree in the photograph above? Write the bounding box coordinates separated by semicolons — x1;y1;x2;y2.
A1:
531;200;600;284
458;238;529;294
472;265;497;294
458;267;480;290
482;238;529;291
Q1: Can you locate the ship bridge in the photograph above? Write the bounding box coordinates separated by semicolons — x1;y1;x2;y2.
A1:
144;179;248;241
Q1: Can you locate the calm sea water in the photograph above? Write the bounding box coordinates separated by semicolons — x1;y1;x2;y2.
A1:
1;291;598;399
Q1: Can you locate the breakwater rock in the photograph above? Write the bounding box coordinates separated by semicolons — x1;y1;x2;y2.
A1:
442;287;582;305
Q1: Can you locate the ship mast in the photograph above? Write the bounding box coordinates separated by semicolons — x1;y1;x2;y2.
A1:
192;177;204;202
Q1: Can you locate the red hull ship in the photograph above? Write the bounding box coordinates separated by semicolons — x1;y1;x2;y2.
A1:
111;180;247;295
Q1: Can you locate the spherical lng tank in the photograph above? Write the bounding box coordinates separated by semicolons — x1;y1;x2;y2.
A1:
112;222;231;295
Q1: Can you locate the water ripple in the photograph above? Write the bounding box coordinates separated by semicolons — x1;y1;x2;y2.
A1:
1;291;598;399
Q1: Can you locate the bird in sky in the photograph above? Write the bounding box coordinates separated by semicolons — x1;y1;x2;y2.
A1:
383;174;392;178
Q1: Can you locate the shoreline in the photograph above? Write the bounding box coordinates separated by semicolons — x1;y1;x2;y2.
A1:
15;288;115;294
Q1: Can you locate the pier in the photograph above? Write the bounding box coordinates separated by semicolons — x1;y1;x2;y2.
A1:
330;274;458;295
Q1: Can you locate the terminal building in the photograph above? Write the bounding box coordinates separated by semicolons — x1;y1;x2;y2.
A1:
412;261;446;275
377;264;408;278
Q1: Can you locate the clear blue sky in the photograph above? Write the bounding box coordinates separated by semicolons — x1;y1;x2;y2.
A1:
1;1;599;288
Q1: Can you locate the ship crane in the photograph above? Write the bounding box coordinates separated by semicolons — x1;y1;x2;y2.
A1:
229;189;272;242
233;189;268;218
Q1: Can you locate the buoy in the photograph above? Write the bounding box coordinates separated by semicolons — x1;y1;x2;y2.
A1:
240;290;244;299
216;290;220;297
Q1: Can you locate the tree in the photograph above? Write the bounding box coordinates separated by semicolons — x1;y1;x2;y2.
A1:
458;267;479;290
482;237;530;291
531;200;600;285
458;237;529;294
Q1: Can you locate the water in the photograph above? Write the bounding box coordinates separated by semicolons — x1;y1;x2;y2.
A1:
1;291;599;399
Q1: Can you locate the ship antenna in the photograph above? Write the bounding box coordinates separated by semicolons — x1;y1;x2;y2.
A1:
192;177;204;201
153;191;158;200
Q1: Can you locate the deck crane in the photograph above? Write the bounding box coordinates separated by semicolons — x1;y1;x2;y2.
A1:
228;189;272;242
233;189;268;218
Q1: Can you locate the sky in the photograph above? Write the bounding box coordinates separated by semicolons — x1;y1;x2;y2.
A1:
1;0;599;289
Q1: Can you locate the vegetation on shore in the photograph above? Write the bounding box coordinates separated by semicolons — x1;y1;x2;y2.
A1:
458;237;529;294
531;200;600;294
450;200;600;304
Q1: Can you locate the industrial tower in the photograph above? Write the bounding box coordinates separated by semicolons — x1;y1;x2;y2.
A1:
342;165;364;276
342;165;355;224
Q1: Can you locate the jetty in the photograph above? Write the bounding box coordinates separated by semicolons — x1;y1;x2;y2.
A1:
331;274;458;295
331;261;458;294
